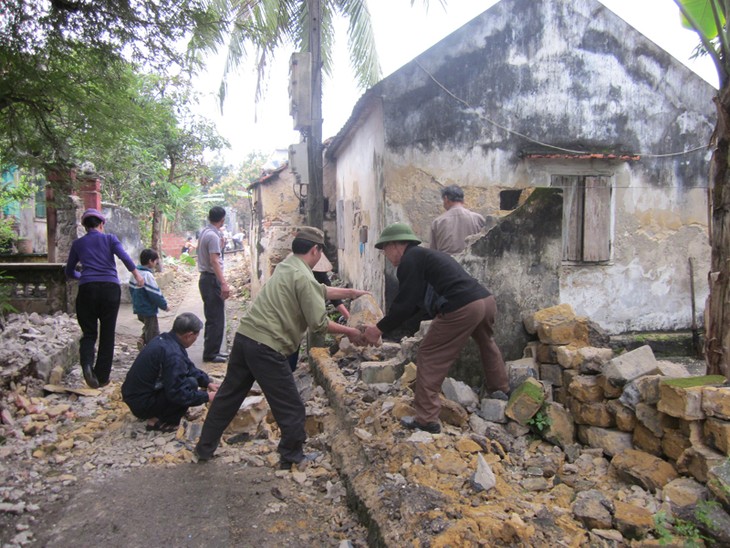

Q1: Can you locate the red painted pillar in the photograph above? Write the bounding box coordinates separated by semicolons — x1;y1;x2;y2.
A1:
78;174;101;210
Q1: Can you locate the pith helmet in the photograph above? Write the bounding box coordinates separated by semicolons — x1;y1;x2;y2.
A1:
375;223;422;249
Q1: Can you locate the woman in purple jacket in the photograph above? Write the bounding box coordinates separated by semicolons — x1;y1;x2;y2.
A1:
65;208;144;388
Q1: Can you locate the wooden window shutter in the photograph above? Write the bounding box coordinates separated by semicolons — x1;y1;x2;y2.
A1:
553;175;583;261
583;176;611;261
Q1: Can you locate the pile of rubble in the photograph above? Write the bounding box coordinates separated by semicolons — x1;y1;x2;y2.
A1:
0;356;369;546
0;312;81;388
3;256;729;546
306;299;730;546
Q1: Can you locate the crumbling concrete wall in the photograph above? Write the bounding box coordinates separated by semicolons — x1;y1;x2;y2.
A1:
248;167;340;297
460;188;563;368
248;168;304;296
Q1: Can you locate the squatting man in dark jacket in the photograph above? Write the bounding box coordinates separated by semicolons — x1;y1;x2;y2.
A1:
122;313;219;432
362;223;510;434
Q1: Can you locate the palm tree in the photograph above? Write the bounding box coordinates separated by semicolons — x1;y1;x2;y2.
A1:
191;0;441;228
674;0;730;377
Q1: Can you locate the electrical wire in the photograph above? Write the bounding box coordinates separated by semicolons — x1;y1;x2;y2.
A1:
415;60;711;159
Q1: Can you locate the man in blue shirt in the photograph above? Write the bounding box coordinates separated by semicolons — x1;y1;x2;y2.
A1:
122;313;218;432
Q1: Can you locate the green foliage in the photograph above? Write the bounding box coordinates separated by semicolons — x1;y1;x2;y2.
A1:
87;73;228;235
0;169;35;251
188;0;385;107
653;510;706;547
1;1;211;75
654;510;673;544
695;499;721;530
678;0;725;39
207;151;265;214
179;252;197;266
0;0;228;216
2;40;154;170
673;519;704;547
675;0;728;84
527;408;551;432
0;271;18;318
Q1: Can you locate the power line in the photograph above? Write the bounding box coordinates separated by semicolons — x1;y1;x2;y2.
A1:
415;61;711;159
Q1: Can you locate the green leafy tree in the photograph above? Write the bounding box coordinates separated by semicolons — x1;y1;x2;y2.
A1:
207;151;268;232
208;151;267;209
192;0;383;103
675;0;730;376
0;171;34;252
1;41;151;170
96;74;228;255
0;1;219;172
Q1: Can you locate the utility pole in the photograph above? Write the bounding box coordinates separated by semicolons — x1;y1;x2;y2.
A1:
306;0;325;350
306;0;323;230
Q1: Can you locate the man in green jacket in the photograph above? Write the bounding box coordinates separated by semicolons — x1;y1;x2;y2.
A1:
193;227;368;469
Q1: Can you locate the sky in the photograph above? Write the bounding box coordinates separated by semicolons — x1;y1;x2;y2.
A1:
193;0;718;166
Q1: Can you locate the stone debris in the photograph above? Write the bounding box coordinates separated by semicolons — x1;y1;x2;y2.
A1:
0;312;80;383
470;453;496;492
301;302;730;546
3;263;728;547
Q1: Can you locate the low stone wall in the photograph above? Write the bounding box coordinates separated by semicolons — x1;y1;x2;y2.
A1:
0;263;71;314
486;303;730;538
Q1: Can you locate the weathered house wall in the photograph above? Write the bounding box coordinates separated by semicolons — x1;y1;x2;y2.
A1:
248;167;304;296
462;188;563;362
333;101;386;302
248;164;339;297
328;0;714;350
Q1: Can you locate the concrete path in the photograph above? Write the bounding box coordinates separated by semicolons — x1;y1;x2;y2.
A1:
116;272;209;366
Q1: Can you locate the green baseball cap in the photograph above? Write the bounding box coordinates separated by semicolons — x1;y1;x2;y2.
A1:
374;223;422;249
295;226;325;245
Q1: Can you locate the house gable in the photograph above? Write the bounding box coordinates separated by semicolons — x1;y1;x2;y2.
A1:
329;0;714;343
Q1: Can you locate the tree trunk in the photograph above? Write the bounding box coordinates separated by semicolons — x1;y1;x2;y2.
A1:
706;84;730;377
151;204;163;271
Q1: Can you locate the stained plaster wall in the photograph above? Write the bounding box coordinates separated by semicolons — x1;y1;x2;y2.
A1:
248;168;304;296
334;101;386;302
331;0;714;336
248;166;339;297
525;159;710;333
